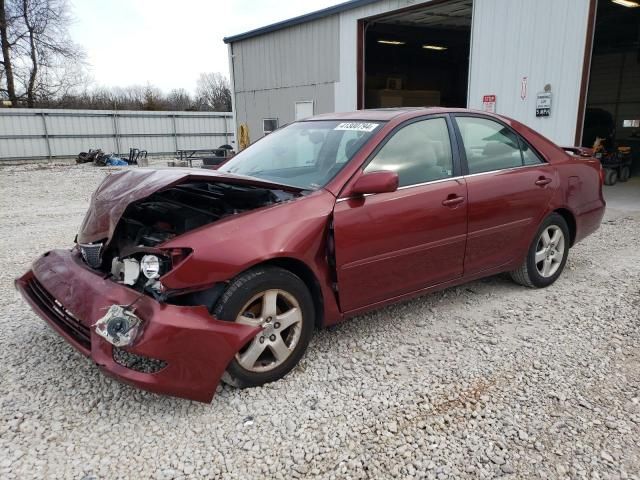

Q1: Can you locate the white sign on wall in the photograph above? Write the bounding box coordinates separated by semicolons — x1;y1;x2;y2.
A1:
536;92;552;117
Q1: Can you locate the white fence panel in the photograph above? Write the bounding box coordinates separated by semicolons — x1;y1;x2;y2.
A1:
0;108;234;161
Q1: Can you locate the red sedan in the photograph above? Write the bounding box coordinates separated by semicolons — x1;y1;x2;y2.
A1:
16;108;605;402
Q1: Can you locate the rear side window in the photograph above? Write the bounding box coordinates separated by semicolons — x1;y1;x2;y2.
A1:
520;140;544;165
456;117;522;174
364;117;453;187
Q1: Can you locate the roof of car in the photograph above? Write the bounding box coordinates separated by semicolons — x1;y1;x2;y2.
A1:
306;107;471;122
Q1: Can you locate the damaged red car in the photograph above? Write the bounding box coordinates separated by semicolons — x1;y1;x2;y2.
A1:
16;108;605;402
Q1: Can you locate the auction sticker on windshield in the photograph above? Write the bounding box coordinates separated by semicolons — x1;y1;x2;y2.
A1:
334;122;379;132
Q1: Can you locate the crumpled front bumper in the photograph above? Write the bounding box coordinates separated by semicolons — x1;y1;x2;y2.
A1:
15;249;260;402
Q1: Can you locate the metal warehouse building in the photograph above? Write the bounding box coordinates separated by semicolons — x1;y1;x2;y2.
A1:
224;0;640;153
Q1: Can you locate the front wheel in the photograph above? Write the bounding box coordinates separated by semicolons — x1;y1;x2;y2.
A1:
214;266;315;388
510;213;570;288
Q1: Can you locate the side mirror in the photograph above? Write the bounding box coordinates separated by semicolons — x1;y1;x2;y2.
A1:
350;170;399;195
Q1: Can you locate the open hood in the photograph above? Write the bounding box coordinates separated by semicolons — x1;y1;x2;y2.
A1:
77;168;301;244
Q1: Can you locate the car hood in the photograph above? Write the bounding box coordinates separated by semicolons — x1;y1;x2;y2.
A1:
77;168;304;244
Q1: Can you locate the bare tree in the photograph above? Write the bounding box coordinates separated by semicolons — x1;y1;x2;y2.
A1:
166;88;193;111
0;0;19;104
0;0;85;106
196;72;231;112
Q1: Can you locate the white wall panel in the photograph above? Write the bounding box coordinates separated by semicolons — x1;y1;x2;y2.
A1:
468;0;591;145
0;113;43;136
49;137;118;157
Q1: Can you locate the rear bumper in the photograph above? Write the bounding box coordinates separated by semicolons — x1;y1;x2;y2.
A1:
575;199;606;244
15;249;260;402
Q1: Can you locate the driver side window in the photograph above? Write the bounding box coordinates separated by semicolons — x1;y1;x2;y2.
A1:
364;118;453;187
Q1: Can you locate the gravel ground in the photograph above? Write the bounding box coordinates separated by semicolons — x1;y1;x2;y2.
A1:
1;164;639;480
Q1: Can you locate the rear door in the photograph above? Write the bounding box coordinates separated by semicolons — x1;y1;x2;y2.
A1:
452;115;556;275
332;115;467;312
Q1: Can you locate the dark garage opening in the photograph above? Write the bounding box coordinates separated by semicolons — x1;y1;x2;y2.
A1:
581;0;640;178
361;0;472;109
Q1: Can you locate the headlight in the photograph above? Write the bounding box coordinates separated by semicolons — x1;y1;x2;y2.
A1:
140;255;161;279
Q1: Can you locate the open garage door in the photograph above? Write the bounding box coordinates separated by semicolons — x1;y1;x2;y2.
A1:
581;0;640;179
359;0;472;109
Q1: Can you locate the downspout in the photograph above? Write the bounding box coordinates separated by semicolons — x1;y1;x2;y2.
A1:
227;43;238;149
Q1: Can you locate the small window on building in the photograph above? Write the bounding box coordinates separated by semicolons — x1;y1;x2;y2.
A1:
263;118;278;135
295;101;314;121
623;119;640;128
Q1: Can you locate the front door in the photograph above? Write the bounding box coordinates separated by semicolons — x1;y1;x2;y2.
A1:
333;116;468;312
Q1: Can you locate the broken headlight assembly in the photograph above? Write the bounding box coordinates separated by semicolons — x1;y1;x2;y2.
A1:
140;255;162;279
110;248;191;294
94;304;142;347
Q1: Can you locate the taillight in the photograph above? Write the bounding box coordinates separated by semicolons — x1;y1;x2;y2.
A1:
598;162;605;185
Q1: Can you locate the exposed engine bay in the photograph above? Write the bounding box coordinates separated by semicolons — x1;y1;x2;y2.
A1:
85;181;299;297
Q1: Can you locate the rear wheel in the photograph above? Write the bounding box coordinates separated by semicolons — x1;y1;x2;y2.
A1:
604;168;618;186
510;213;570;288
619;166;630;182
214;266;314;388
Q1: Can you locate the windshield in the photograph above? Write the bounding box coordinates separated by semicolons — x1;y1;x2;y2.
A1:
219;120;382;189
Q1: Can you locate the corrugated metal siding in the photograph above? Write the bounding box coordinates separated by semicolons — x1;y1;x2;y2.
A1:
0;109;234;161
230;14;341;140
235;83;334;143
233;15;340;93
467;0;591;145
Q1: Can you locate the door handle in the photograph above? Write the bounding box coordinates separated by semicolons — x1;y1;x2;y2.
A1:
442;195;465;207
535;177;552;186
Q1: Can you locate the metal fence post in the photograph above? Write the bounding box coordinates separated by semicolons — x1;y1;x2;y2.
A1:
112;112;121;155
171;114;178;152
40;112;52;160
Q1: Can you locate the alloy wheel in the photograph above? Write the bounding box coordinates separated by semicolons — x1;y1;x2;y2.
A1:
234;289;303;372
534;225;565;278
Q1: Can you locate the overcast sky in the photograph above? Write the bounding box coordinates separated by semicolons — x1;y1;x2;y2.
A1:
69;0;342;94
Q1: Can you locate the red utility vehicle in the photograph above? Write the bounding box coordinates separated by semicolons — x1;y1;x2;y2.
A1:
16;108;605;402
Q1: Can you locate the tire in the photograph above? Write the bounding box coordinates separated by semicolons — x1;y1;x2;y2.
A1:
214;266;315;388
510;213;570;288
619;166;630;182
604;168;618;186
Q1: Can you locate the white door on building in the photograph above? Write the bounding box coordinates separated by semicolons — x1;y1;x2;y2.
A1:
295;101;314;120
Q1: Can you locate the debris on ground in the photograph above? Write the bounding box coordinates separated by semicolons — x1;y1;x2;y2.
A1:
76;147;147;167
